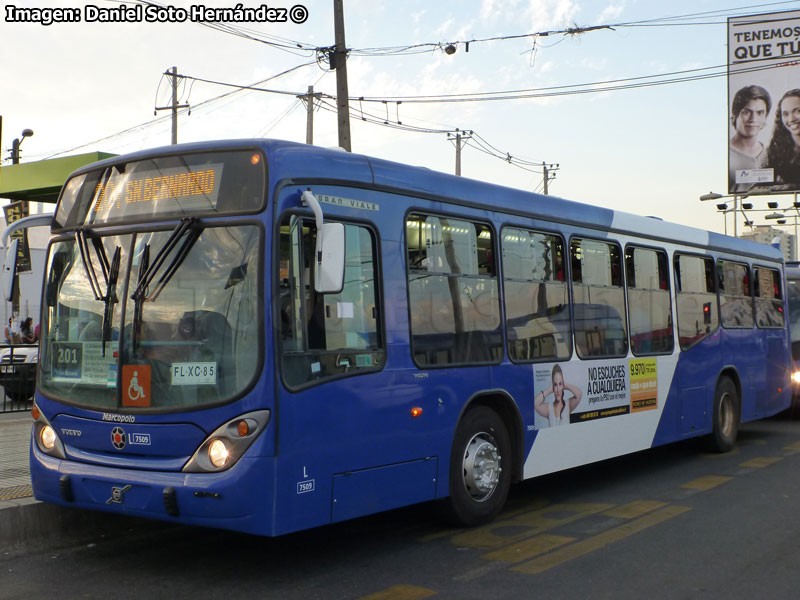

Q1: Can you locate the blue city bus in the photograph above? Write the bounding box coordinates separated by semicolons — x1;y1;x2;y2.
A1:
28;139;792;536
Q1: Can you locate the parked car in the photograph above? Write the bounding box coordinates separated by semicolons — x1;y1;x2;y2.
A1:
0;345;37;404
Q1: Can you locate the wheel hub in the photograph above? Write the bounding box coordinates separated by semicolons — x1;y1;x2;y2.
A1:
463;433;501;502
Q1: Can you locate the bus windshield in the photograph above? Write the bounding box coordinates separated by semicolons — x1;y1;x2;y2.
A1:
38;225;261;411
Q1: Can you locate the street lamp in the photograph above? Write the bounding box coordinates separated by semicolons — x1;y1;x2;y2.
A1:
700;191;748;236
699;192;724;201
10;128;33;164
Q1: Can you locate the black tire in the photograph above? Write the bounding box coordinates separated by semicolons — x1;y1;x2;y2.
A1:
446;406;512;527
5;386;33;405
708;376;740;453
4;391;22;403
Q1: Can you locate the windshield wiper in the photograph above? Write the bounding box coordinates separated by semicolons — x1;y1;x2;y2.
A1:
130;218;202;353
100;247;121;356
75;229;105;301
147;224;202;302
130;244;149;354
75;230;120;356
131;218;199;303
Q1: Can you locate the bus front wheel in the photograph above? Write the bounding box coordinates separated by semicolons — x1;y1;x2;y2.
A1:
446;406;511;527
709;376;739;453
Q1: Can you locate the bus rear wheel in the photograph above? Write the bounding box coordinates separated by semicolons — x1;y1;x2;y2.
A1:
446;406;511;527
709;376;739;453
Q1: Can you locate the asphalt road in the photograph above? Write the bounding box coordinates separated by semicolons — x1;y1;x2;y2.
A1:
4;417;800;600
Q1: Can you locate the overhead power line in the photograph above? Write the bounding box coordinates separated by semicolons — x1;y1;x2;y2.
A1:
127;0;800;60
130;0;319;56
173;54;797;108
312;97;552;174
43;60;317;159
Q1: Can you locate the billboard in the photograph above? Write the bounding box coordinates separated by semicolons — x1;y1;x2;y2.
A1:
2;201;31;273
728;10;800;194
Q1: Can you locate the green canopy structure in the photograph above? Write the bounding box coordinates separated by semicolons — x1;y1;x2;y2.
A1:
0;152;115;204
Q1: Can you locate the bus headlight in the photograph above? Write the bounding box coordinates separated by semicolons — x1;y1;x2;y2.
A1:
208;439;229;468
31;403;66;459
183;410;270;473
792;371;800;385
40;425;57;450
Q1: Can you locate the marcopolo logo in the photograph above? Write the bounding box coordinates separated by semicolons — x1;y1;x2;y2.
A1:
111;426;126;450
102;413;135;423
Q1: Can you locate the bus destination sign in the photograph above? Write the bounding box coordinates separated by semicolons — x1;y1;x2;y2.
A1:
89;164;223;222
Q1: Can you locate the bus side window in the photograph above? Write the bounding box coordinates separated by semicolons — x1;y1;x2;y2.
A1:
674;253;719;349
754;267;785;328
625;246;674;355
279;216;385;387
570;238;628;359
719;260;754;328
406;213;502;366
501;227;571;362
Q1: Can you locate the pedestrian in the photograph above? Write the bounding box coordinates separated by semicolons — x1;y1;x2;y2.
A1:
21;317;35;344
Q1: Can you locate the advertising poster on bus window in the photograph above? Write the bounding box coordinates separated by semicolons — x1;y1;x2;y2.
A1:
533;359;658;429
728;10;800;194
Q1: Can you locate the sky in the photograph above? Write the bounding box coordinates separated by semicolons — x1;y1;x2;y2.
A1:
4;0;800;234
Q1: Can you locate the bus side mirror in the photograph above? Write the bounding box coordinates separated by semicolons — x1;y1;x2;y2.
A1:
315;222;345;294
2;239;19;302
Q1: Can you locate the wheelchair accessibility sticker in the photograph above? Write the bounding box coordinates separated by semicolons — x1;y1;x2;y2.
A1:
122;365;151;407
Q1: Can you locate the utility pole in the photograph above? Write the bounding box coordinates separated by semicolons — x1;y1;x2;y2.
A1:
154;66;189;144
543;163;548;195
298;85;322;144
542;162;559;195
448;129;472;176
332;0;352;151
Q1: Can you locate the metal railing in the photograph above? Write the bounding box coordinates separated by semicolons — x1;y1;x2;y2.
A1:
0;344;37;413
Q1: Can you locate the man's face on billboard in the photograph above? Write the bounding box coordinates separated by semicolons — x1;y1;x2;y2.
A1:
735;98;768;139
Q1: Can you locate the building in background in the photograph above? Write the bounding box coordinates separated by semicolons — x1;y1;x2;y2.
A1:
740;224;796;262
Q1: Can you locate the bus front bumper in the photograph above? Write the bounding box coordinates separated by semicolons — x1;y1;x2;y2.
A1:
30;440;275;536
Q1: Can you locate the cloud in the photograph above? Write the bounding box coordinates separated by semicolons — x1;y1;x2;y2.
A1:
524;0;581;31
597;2;627;24
481;0;520;21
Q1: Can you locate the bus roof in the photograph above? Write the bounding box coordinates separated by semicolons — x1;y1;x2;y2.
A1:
67;138;784;263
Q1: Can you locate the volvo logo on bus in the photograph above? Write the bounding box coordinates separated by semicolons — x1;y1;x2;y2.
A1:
111;426;126;450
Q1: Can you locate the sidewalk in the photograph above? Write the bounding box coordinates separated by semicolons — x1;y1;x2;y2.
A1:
0;410;33;506
0;409;169;556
